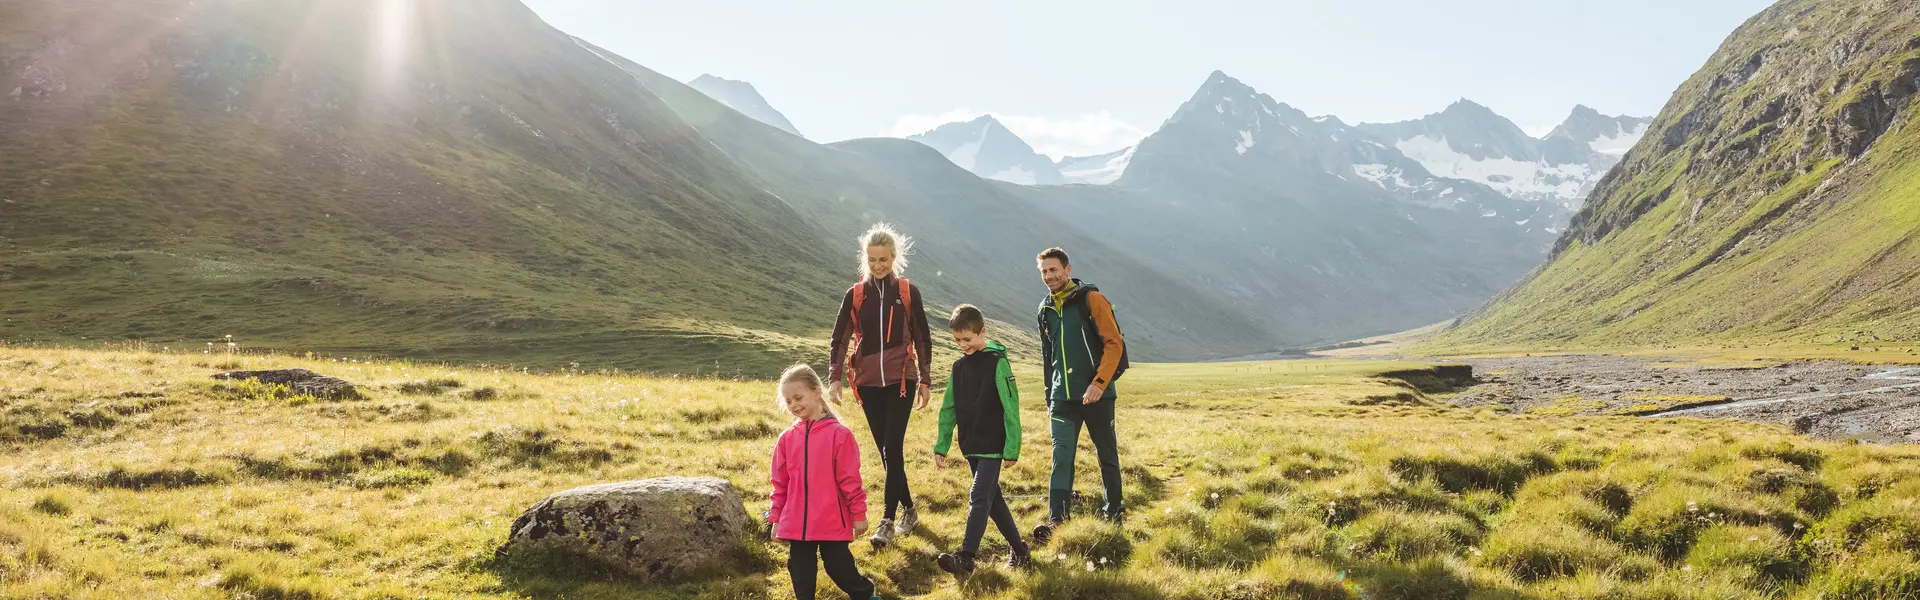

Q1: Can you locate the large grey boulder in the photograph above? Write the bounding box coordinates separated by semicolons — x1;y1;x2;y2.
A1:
502;477;749;580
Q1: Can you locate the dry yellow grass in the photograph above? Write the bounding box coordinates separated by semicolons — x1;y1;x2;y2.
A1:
3;346;1918;599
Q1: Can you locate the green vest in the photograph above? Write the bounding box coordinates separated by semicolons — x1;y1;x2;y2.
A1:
1039;280;1118;409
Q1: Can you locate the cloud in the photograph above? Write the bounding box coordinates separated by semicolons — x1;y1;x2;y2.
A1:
887;109;1148;160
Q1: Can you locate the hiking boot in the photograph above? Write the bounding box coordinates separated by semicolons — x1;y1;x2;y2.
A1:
1101;510;1126;525
936;552;977;575
870;519;896;549
1030;520;1062;547
896;505;918;536
1006;543;1033;570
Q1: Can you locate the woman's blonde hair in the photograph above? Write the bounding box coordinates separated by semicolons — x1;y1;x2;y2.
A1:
857;223;913;279
776;364;833;419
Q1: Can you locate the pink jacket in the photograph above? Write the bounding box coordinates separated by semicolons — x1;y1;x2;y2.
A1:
769;417;868;541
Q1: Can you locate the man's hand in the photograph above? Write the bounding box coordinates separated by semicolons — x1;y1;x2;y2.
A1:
853;520;869;537
934;454;947;469
915;382;931;410
1081;383;1106;405
828;386;844;406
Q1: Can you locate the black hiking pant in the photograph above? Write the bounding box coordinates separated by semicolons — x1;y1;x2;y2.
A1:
961;457;1025;555
787;540;874;600
858;384;916;520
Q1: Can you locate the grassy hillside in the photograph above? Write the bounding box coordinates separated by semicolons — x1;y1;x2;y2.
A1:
0;0;854;373
4;345;1919;599
579;43;1270;361
1431;0;1920;352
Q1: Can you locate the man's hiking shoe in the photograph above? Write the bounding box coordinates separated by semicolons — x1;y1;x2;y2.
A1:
1030;520;1061;547
1101;510;1126;525
936;552;977;575
896;505;918;536
870;519;896;548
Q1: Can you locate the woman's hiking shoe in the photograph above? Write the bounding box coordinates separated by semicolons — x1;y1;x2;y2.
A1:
936;552;977;575
870;519;896;548
896;505;918;536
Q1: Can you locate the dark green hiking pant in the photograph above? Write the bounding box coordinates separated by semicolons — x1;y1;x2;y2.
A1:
1048;399;1122;522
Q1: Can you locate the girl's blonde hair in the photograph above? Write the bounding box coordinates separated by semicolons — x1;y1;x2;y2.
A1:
857;223;913;279
776;364;833;419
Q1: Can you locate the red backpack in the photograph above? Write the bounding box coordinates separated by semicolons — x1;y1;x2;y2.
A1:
847;277;916;395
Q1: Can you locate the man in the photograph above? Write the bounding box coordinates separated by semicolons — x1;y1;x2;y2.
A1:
1031;247;1126;545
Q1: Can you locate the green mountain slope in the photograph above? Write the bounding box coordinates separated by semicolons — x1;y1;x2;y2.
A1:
1434;0;1920;350
0;0;848;372
571;42;1273;361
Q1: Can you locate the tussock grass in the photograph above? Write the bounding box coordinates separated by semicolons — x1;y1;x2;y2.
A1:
2;347;1918;598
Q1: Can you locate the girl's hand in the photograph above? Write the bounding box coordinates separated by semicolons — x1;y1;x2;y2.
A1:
916;383;931;410
853;520;869;537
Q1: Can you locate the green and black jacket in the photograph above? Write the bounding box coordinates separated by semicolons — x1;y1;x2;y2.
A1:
1038;279;1124;410
933;340;1022;460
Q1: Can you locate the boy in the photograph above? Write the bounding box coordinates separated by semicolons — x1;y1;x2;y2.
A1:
932;304;1032;574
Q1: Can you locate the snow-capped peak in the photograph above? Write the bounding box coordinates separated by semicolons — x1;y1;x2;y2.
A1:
907;115;1066;185
686;74;804;138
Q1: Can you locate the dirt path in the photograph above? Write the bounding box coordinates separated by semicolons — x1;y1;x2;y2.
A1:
1449;355;1920;443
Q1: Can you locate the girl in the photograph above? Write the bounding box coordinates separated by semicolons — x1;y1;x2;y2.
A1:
769;364;882;600
826;223;933;548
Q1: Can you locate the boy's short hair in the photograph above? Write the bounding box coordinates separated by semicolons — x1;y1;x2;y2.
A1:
948;304;985;333
1037;247;1070;266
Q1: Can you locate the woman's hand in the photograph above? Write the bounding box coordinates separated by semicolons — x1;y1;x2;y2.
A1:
828;386;844;406
916;382;931;410
853;520;870;537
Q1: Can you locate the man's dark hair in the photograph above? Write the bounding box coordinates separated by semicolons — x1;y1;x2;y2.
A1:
948;304;985;333
1037;247;1070;266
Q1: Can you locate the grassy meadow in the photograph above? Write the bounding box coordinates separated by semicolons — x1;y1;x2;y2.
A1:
3;345;1920;599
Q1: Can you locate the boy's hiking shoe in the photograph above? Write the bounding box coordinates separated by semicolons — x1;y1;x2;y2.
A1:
1030;520;1062;547
870;519;896;549
896;506;918;537
1101;510;1125;525
936;552;977;575
1007;543;1033;570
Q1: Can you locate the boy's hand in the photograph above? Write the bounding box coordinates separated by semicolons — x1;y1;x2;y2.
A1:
853;520;869;537
1081;383;1106;405
916;382;931;410
934;454;947;469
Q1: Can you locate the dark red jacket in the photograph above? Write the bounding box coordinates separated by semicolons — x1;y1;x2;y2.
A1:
828;274;932;388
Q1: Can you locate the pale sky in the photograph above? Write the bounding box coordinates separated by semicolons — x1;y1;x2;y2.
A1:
523;0;1776;159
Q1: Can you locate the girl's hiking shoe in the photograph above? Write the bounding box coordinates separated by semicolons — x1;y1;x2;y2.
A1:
936;552;977;575
870;519;896;548
896;505;918;536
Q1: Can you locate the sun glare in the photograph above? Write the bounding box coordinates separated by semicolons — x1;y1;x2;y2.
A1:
372;0;413;89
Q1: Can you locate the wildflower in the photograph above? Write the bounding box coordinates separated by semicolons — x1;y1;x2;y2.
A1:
1085;561;1095;571
1057;553;1067;561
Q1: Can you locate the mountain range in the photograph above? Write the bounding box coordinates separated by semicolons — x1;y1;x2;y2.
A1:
1431;0;1920;350
9;0;1836;375
894;93;1647;225
685;74;804;138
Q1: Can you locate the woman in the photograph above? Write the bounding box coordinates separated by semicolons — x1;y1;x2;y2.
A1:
827;223;932;549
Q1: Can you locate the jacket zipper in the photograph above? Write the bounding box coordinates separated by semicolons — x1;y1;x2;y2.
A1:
801;422;811;541
880;279;889;387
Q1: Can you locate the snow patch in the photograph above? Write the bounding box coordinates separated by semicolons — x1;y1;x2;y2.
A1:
1058;147;1134;185
1235;130;1255;155
948;124;989;171
987;165;1036;185
1589;122;1649;156
1395;134;1594;206
1352;163;1409;190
